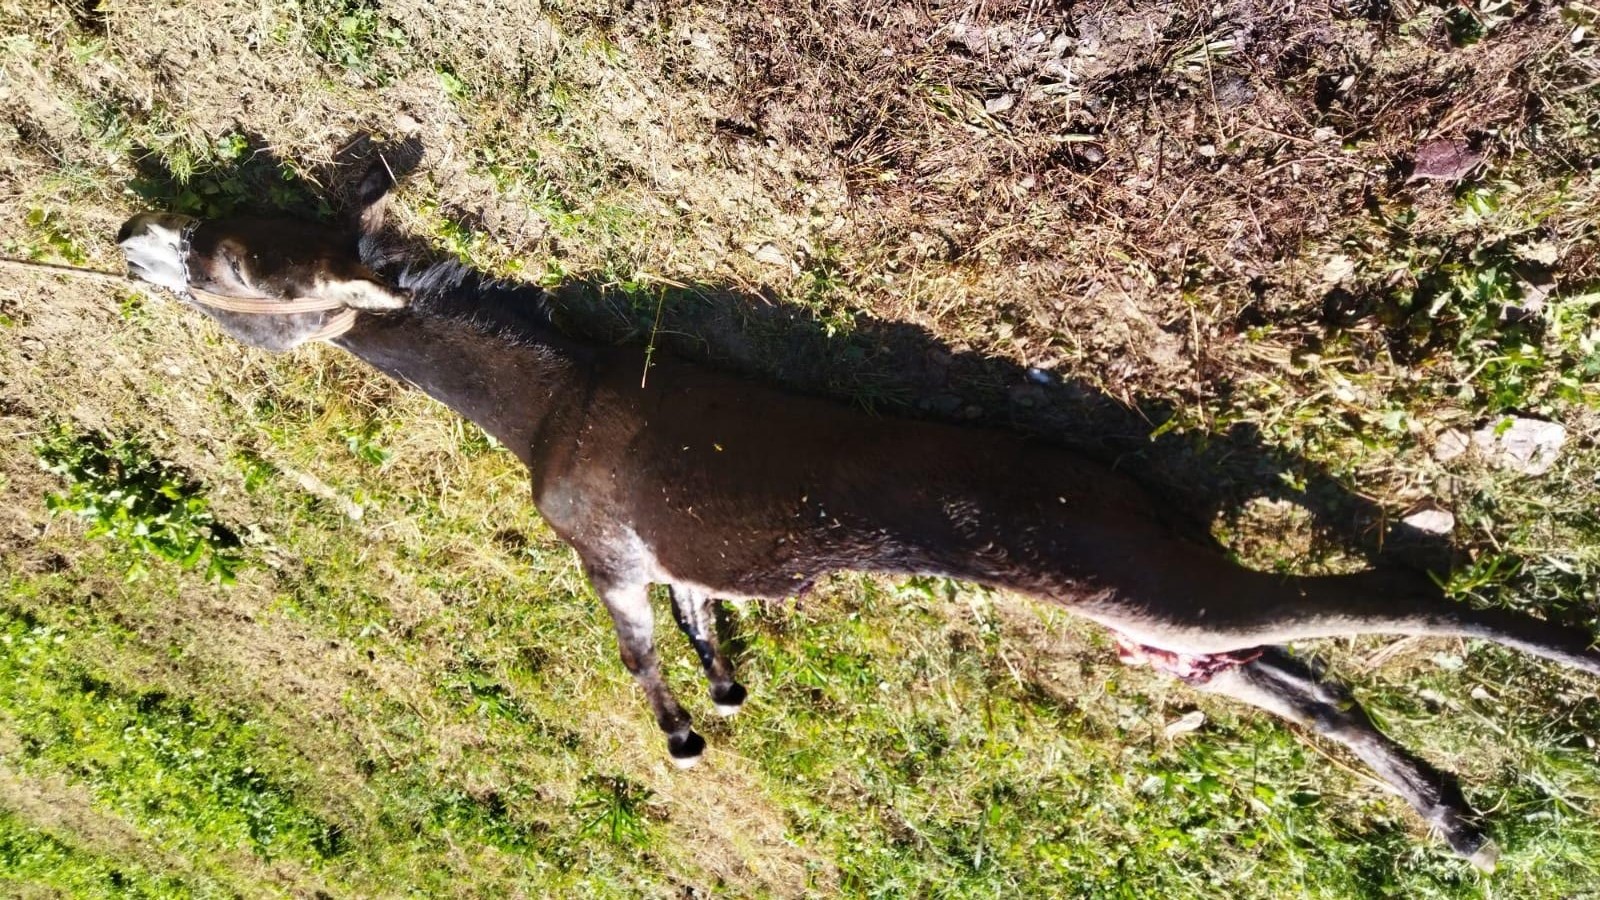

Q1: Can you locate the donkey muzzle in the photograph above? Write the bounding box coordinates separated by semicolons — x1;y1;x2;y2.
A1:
118;212;198;295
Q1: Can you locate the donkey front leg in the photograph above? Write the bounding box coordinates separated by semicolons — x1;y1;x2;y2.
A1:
1197;647;1498;871
669;585;747;716
592;573;706;767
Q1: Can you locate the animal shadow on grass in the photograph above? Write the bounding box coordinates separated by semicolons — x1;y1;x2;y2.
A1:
126;131;425;224
127;136;1489;639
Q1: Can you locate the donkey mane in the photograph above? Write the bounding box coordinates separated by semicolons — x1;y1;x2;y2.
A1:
391;260;557;342
354;157;555;344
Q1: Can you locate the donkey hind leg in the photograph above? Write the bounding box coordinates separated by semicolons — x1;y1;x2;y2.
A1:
1196;647;1499;871
592;574;705;767
669;585;747;716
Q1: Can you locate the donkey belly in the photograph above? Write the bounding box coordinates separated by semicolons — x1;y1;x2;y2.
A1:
632;426;1203;607
580;357;1215;606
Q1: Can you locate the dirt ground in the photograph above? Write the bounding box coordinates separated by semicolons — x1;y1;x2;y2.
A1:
7;0;1595;501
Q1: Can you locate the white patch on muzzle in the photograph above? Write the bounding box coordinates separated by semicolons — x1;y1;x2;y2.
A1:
118;212;198;294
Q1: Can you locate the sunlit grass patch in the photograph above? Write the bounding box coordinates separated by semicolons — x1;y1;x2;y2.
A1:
12;206;88;264
0;808;194;900
716;584;1546;897
36;425;245;585
0;608;344;888
292;0;410;83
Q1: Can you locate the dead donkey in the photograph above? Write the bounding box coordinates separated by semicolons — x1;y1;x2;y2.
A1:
118;165;1600;868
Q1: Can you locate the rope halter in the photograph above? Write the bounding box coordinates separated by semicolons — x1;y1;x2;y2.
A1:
172;219;360;343
183;287;360;342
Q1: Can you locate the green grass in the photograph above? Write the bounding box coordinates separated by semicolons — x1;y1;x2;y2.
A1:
294;0;410;82
0;612;343;862
36;425;245;585
0;808;196;900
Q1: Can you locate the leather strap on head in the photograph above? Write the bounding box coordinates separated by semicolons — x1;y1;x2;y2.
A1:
176;221;359;342
186;288;349;315
302;308;359;342
183;286;358;343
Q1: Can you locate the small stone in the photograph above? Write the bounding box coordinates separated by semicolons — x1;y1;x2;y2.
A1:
1418;688;1451;710
947;22;988;54
1470;416;1566;476
1503;283;1548;322
1517;239;1561;266
1164;710;1206;740
1434;429;1470;463
751;243;790;268
1402;507;1455;536
1321;254;1356;286
1408;139;1484;184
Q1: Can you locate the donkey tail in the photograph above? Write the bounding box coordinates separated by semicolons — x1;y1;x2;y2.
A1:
1252;568;1600;678
1132;559;1600;679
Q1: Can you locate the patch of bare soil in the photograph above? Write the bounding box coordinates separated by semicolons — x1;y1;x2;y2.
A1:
693;0;1572;362
4;0;1587;413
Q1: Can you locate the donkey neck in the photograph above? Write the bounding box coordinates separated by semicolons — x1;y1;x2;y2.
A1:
330;310;591;466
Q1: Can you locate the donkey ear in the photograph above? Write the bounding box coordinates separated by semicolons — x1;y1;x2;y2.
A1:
316;274;409;310
352;140;422;234
354;162;396;234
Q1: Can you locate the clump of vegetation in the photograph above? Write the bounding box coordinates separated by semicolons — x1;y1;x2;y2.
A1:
13;206;88;264
1355;189;1600;414
295;0;410;83
0;612;347;871
0;808;195;900
129;128;335;221
35;425;244;584
573;773;658;848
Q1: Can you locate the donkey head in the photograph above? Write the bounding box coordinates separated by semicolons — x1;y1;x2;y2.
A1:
117;167;407;351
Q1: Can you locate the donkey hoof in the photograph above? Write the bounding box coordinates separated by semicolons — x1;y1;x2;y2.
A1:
1467;841;1499;874
668;731;706;769
1458;837;1499;874
1441;821;1497;872
712;682;748;717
